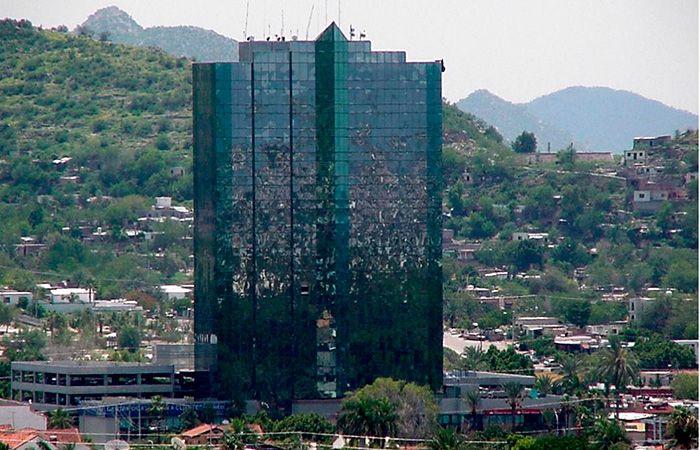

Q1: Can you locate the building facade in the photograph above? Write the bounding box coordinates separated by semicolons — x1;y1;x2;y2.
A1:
193;23;442;405
11;361;174;410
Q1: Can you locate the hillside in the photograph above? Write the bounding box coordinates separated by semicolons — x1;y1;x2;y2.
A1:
457;89;575;151
0;18;194;296
80;6;238;62
458;86;698;152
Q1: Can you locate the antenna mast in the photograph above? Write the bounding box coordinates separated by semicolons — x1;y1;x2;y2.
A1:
305;4;315;40
243;0;250;39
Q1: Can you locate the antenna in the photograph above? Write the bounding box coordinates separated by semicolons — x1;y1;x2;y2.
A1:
243;0;250;40
350;25;355;40
338;0;341;27
325;0;328;24
281;8;284;38
305;4;315;40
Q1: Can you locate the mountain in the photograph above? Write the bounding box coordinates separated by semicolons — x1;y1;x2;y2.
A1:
457;90;575;152
527;86;698;152
80;6;238;62
457;87;698;152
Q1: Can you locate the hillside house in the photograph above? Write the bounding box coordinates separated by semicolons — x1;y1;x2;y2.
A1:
633;135;672;149
48;288;93;304
624;149;647;165
628;297;654;322
0;291;32;306
160;285;191;301
169;167;185;178
147;197;192;221
512;232;549;243
633;185;687;212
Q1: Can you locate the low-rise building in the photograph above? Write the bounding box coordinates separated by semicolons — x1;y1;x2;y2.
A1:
0;400;46;430
11;361;175;410
159;285;192;301
512;232;549;243
633;135;672;150
0;291;32;306
180;424;225;447
629;297;654;322
48;288;93;304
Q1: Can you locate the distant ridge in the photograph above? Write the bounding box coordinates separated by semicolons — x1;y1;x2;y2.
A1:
80;6;238;62
458;86;698;152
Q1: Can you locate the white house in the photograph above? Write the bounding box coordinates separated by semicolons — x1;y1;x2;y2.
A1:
160;285;192;301
0;291;32;306
512;232;549;243
48;288;93;304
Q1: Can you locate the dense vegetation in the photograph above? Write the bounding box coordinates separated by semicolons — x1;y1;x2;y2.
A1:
0;19;193;296
441;98;697;340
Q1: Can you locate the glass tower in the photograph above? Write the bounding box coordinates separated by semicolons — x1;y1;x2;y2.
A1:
193;23;442;407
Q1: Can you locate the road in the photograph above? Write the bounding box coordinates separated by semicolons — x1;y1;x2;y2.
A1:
443;331;511;354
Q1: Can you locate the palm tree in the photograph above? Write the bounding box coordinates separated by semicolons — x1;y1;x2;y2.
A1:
429;427;465;450
534;374;554;397
590;417;629;450
502;382;524;431
47;408;73;429
149;395;166;440
461;347;486;372
558;353;582;395
463;389;481;431
598;339;638;419
666;407;698;449
338;396;398;437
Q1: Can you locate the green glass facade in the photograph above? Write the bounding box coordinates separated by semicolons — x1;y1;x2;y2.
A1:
193;23;442;406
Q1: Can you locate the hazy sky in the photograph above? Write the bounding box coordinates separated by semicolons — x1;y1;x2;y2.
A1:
3;0;698;114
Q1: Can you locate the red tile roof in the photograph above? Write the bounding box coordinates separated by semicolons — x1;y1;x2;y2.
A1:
181;424;224;438
0;430;41;449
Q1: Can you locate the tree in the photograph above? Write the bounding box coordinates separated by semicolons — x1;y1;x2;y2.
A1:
665;407;698;449
0;304;16;333
460;347;487;372
428;427;465;450
463;389;482;431
512;131;537;153
557;144;577;169
589;417;629;450
534;374;554;397
671;373;698;400
502;382;524;431
511;240;544;272
559;299;591;328
3;329;46;361
631;334;696;369
118;326;142;352
149;395;166;438
48;408;73;429
337;396;397;437
339;378;438;438
179;407;200;431
557;354;582;395
482;346;534;375
598;339;638;418
274;413;334;441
